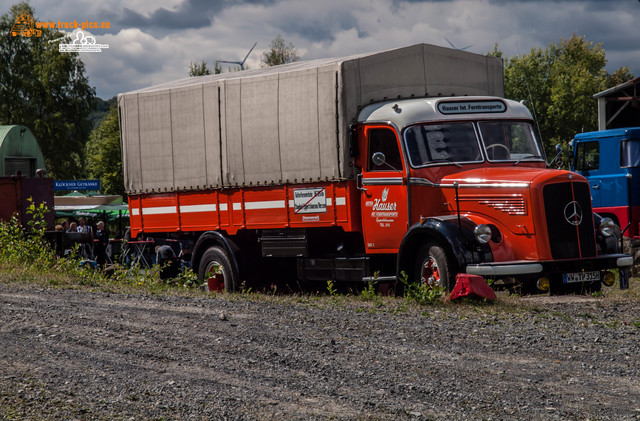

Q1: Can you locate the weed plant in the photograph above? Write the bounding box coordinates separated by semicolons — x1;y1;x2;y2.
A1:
399;271;446;305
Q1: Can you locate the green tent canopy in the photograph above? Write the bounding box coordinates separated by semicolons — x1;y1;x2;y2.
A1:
54;203;129;219
54;192;129;220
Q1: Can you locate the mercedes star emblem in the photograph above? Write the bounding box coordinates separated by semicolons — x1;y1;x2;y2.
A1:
564;201;583;226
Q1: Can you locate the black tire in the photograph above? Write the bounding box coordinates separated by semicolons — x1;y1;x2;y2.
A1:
198;246;237;292
413;242;456;292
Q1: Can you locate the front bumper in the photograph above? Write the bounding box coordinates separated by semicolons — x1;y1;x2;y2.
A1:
466;254;633;277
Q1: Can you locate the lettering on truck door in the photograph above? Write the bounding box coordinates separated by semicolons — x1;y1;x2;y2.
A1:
360;127;408;252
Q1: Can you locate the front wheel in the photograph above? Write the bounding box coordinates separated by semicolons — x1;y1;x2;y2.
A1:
414;242;456;292
198;246;237;292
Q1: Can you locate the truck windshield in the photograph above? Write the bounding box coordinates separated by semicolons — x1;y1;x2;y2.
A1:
478;121;543;162
404;122;481;167
621;139;640;168
404;120;543;167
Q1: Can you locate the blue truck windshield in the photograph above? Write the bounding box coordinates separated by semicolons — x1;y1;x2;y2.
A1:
621;139;640;168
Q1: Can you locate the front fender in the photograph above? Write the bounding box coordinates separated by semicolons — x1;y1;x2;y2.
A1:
396;216;493;278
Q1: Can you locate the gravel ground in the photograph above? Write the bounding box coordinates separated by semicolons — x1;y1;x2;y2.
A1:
2;283;640;420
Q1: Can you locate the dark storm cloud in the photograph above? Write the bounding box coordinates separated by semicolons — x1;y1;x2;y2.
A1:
110;0;276;31
118;0;223;30
279;11;364;41
507;0;639;54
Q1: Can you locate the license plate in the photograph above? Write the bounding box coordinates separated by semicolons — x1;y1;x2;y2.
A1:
563;271;600;284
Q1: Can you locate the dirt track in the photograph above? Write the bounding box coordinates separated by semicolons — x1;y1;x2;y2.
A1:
2;283;640;420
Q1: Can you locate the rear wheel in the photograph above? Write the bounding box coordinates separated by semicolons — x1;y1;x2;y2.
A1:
198;246;237;292
414;242;455;292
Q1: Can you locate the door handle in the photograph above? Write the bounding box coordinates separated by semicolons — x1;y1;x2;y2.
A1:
356;173;367;192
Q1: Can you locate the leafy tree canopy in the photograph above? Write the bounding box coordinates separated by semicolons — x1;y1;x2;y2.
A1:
260;34;299;67
490;34;634;160
0;2;95;179
85;104;123;196
89;96;116;129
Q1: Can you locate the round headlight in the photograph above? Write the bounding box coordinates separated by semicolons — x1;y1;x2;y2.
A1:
474;224;492;244
599;217;616;237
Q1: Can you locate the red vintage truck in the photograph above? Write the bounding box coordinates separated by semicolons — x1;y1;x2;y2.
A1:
118;43;631;293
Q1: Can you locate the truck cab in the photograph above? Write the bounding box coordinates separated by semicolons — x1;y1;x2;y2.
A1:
354;97;631;293
571;128;640;240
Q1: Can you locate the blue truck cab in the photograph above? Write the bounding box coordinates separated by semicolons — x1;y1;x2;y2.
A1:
571;127;640;239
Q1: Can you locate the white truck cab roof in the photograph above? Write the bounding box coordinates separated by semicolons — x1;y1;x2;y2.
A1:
357;96;534;130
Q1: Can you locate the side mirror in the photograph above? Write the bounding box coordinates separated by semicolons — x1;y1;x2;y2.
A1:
371;152;386;167
548;143;563;169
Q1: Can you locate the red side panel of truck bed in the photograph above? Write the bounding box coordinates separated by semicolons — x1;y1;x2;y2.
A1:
128;181;361;237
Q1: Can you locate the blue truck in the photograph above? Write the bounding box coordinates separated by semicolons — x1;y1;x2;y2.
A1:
571;127;640;241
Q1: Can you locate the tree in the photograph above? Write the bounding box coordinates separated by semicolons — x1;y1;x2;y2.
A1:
188;60;221;76
491;34;634;160
260;34;299;67
85;104;123;196
0;2;95;179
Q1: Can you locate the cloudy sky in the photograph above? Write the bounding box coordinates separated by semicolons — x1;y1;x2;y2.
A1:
21;0;640;99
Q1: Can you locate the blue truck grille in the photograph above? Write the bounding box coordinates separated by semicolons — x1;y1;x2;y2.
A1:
543;182;596;259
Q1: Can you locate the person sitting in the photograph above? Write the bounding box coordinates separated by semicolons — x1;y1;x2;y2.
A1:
155;245;179;279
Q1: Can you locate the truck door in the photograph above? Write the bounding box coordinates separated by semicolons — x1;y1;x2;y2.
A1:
574;140;601;207
359;126;408;252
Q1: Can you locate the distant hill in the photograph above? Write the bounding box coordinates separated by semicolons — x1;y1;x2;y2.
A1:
89;96;117;128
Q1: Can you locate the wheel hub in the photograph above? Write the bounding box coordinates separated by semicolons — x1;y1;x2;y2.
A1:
206;263;224;292
421;259;440;287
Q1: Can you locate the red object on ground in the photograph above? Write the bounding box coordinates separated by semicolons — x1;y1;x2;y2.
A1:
449;274;497;301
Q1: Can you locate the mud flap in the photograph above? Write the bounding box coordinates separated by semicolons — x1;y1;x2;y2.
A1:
450;274;497;301
620;267;630;290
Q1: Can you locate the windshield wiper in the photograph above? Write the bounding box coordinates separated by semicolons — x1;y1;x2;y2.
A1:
429;158;462;168
513;155;544;166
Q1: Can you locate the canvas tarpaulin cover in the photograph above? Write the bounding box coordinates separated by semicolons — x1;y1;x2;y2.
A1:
118;43;503;193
